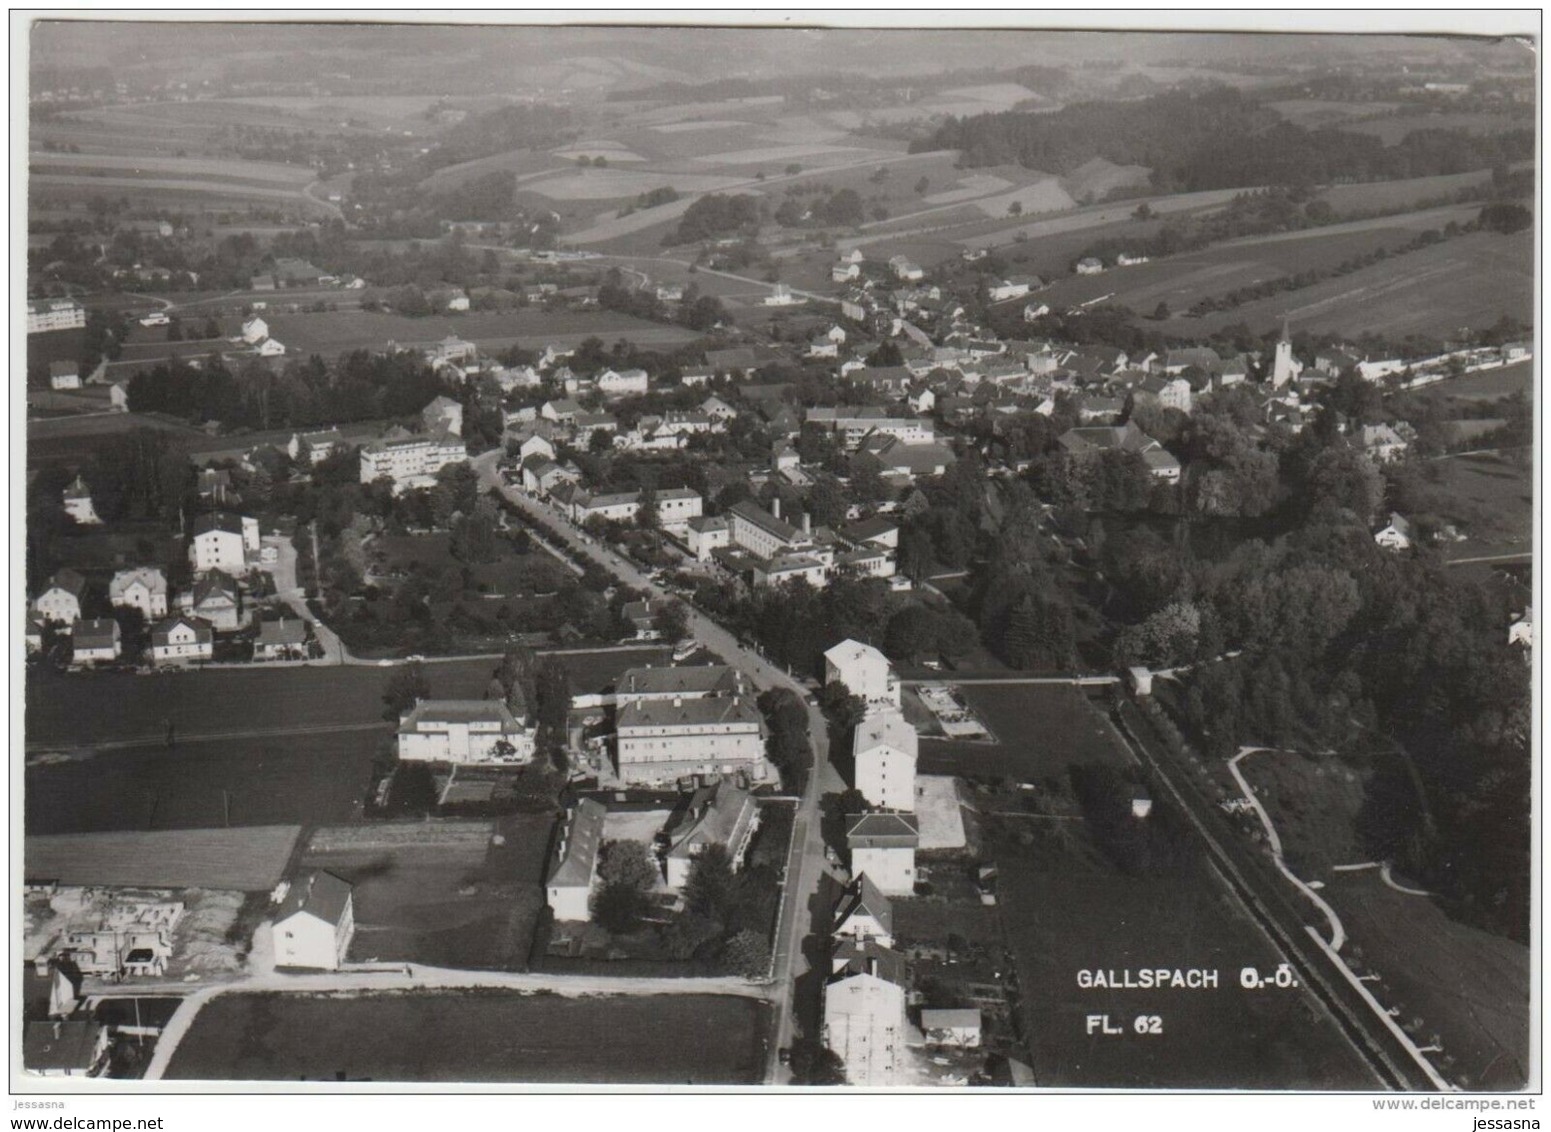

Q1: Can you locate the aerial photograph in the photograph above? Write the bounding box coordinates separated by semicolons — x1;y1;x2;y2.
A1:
16;14;1536;1098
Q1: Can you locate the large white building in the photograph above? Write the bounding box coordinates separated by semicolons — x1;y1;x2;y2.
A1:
397;699;535;764
823;964;911;1086
686;515;730;561
109;566;169;619
188;512;258;573
655;488;704;536
727;499;813;560
33;570;86;627
273;871;355;971
824;639;900;709
846;812;919;896
853;709;918;813
27;298;86;334
805;407;936;451
358;432;468;493
547;798;606;922
615;695;769;786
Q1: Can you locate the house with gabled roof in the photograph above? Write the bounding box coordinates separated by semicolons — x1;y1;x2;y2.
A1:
663;780;761;888
824;639;900;709
62;475;101;525
854;709;918;813
34;569;86;627
397;699;534;764
110;566;168;619
273;871;355;970
615;694;770;786
547;798;607;921
71;618;121;665
833;873;895;948
23;1020;109;1078
181;569;246;631
150;615;213;665
1374;512;1413;552
824;958;911;1086
846;812;919;895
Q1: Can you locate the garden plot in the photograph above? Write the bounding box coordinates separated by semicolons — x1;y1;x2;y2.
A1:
914;776;968;851
916;683;992;740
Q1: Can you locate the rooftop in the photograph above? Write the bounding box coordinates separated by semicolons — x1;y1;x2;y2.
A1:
846;812;920;849
549;798;607;888
618;695;763;730
276;869;352;927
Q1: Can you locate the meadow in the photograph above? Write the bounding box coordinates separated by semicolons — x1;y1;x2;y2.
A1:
917;685;1132;781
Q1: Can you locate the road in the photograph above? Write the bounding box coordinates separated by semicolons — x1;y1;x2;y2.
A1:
471;450;841;1083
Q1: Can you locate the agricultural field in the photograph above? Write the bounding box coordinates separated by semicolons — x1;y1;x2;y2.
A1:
1181;231;1533;339
26;412;209;468
1409;450;1535;560
1338;111;1534;146
164;991;773;1083
918;685;1132;781
300;816;553;970
264;308;702;356
1314;169;1495;214
1411;359;1532;404
1265;100;1400;128
995;823;1377;1089
30;151;313;184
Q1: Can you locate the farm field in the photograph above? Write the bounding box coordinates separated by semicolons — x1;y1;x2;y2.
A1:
1412;360;1532;403
996;826;1377;1088
917;685;1131;781
1265;100;1400;128
164;991;772;1082
1321;870;1529;1091
1315;169;1495;214
24;728;382;836
265;308;702;356
1415;450;1535;560
25;646;669;749
1183;231;1532;339
27;412;209;468
301;816;553;970
1339;112;1533;145
30;151;313;184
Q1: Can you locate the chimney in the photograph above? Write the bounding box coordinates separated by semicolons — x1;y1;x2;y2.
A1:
770;496;781;520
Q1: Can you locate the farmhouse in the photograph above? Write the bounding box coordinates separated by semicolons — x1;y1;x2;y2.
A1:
33;569;86;626
241;316;269;345
547;798;607;922
62;476;101;525
833;873;895;948
853;709;918;813
273;871;355;971
614;695;769;786
597;368;650;397
149;616;214;665
1361;422;1412;463
71;618;121;665
663;780;761;889
1075;257;1105;275
824;639;901;709
1374;512;1414;552
110;566;169;619
23;1021;108;1078
823;964;910;1086
397;699;535;765
846;812;919;896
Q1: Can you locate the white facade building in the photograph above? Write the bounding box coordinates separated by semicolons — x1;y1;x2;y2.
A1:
824;639;901;709
110;567;169;619
853;709;918;813
273;871;355;971
396;699;535;764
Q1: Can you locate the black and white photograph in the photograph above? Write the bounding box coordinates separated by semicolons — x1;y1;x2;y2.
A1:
12;10;1540;1116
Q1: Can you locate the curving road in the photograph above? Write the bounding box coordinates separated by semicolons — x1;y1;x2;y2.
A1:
471;450;841;1083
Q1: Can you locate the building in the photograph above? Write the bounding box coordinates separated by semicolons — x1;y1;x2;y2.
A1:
422;395;464;437
273;871;355;971
27;298;86;334
833;873;894;948
615;695;769;786
615;665;746;704
1271;319;1302;388
182;571;245;631
26;613;44;653
686;515;730;560
824;639;900;709
397;699;535;764
149;616;214;665
49;360;81;390
597;368;650;397
50;899;184;979
358;432;468;493
1075;257;1105;275
806;406;935;451
109;566;169;619
287;427;345;466
823;965;910;1086
846;812;919;895
1058;422;1182;482
1374;512;1413;552
33;569;86;626
23;1021;108;1077
854;709;918;813
62;476;101;525
1361;423;1411;463
188;512;255;573
240;316;269;345
920;1008;982;1049
71;618;121;665
664;780;761;888
728;498;811;560
655;487;704;536
547;798;607;922
255;617;309;660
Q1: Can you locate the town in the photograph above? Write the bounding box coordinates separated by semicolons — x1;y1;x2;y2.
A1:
21;19;1534;1097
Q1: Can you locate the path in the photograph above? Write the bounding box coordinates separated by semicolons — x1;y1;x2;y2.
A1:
142;964;772;1081
1444;551;1532;567
901;675;1119;686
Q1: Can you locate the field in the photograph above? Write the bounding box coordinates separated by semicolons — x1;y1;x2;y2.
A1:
1411;450;1534;560
1322;871;1530;1090
1183;231;1533;339
264;308;702;357
1237;750;1369;875
917;685;1132;781
24;825;301;891
1266;100;1400;128
996;825;1377;1088
1339;112;1534;146
26;647;669;749
299;816;553;970
1315;169;1495;214
1412;360;1532;404
164;991;772;1082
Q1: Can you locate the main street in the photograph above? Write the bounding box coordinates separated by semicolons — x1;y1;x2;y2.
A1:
472;450;843;1083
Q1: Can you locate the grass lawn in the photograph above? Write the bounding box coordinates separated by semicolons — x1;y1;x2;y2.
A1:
918;685;1132;781
996;823;1377;1089
1322;871;1530;1091
1238;749;1369;875
1422;450;1534;559
164;990;772;1083
301;815;554;970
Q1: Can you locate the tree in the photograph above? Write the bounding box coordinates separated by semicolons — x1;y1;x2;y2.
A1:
534;658;572;746
637;485;659;530
1152;301;1170;320
1008;200;1023;217
788;1038;846;1085
656;599;690;643
591;882;649;934
683;843;735;922
865;340;903;367
598;839;661;891
721;928;771;978
382;661;430;720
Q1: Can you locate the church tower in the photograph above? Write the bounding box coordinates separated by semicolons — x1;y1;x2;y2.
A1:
1271;318;1298;388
